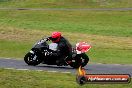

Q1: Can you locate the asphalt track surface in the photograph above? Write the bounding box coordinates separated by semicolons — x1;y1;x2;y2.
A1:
0;8;132;11
0;58;132;76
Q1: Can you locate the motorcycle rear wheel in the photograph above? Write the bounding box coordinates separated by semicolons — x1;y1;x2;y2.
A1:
81;53;89;67
70;53;89;68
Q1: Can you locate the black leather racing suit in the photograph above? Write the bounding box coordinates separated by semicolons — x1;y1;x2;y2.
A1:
48;36;72;65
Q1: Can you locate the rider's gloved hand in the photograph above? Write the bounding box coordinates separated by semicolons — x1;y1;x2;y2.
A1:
46;37;52;41
42;37;51;42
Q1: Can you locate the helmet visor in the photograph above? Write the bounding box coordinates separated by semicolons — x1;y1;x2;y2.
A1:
51;37;58;41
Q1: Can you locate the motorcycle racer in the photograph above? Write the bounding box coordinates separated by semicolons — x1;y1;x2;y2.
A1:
24;32;90;68
46;32;72;66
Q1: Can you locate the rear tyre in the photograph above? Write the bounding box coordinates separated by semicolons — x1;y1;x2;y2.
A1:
69;53;89;68
81;53;89;67
24;52;42;66
69;55;82;68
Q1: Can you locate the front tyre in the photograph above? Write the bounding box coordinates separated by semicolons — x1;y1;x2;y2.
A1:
24;52;41;66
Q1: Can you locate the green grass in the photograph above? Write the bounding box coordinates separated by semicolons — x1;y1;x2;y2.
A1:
91;48;132;64
0;40;31;58
0;0;132;8
0;10;132;37
0;68;131;88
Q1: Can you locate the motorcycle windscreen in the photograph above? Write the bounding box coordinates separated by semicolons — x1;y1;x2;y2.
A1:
76;42;91;53
49;43;58;51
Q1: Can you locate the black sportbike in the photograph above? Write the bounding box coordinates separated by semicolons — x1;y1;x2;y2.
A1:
24;38;91;68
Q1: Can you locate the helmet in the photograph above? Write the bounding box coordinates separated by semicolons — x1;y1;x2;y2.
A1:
51;32;61;42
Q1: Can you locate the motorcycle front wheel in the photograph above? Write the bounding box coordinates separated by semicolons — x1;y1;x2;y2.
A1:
24;52;42;66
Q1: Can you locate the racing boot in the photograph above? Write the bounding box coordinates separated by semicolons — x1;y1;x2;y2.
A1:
56;58;66;66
